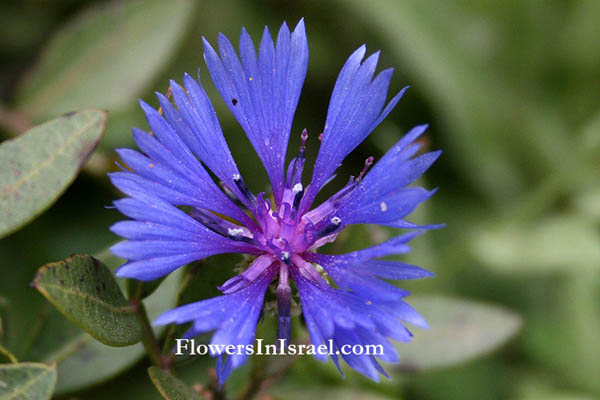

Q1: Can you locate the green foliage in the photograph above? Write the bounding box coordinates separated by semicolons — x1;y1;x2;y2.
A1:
0;362;56;400
395;295;522;371
33;254;142;347
472;214;600;274
42;251;182;395
0;109;106;238
15;0;196;122
0;0;599;398
148;367;203;400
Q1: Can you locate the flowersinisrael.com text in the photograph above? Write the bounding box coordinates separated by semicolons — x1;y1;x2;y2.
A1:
175;338;384;357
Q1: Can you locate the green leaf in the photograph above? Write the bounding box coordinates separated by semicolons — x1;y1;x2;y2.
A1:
0;109;106;239
267;386;390;400
148;367;202;400
33;254;142;347
516;378;598;400
394;295;521;371
42;252;182;395
16;0;196;121
471;214;600;274
0;362;57;400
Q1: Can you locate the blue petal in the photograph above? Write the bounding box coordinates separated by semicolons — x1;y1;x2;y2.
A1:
203;20;308;202
165;77;250;207
337;187;437;225
362;260;434;280
292;268;402;380
301;46;407;210
110;193;257;281
305;232;420;266
333;329;381;381
117;120;251;226
115;253;208;281
155;267;276;385
110;220;196;241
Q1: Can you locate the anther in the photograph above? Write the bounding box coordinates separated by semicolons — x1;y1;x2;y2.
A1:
227;228;245;236
219;181;245;207
226;226;255;244
292;183;304;211
233;174;256;203
315;216;343;239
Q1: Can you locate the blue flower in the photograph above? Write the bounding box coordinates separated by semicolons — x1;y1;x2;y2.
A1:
110;19;441;385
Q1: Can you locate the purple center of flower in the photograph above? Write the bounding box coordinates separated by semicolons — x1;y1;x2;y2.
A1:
210;130;373;342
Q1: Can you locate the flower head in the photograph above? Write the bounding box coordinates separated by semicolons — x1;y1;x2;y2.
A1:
110;19;441;384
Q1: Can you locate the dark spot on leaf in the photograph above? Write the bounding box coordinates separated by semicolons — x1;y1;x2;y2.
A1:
65;265;70;270
63;110;77;118
232;98;238;105
60;280;65;285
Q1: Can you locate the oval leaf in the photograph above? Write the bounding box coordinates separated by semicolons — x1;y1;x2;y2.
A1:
35;252;182;395
394;295;522;371
0;109;106;238
33;254;142;347
471;214;600;274
16;0;196;121
148;367;202;400
0;362;57;400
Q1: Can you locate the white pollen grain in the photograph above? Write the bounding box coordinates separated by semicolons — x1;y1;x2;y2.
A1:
380;201;388;212
292;183;303;194
228;228;245;236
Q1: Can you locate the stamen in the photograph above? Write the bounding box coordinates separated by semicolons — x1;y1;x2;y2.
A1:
227;228;245;236
219;181;245;207
292;183;304;211
287;130;308;188
299;129;308;156
265;238;293;265
292;183;303;194
357;156;374;181
192;209;229;236
233;174;256;203
226;226;255;244
315;216;343;239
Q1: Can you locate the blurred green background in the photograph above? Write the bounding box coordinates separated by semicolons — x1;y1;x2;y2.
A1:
1;0;599;399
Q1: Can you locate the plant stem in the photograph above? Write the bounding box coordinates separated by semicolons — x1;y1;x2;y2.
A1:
129;288;172;371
